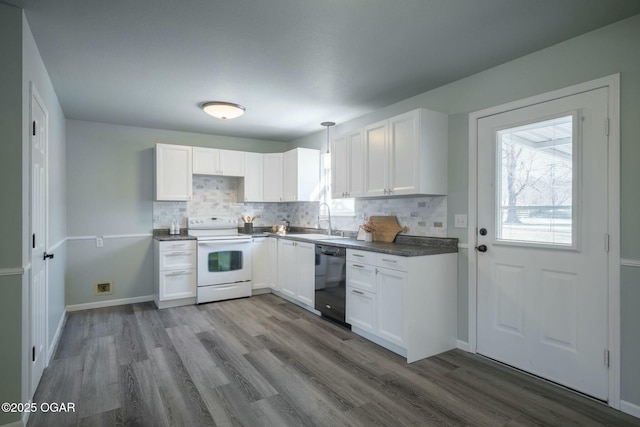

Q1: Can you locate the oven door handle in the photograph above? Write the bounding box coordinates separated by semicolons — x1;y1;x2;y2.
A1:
198;239;250;246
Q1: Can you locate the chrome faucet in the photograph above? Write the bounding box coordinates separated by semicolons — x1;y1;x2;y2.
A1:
318;202;332;236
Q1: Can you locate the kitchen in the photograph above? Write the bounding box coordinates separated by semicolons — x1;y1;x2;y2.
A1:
2;1;640;426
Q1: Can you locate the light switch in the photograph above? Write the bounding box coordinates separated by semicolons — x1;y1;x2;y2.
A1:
454;214;467;228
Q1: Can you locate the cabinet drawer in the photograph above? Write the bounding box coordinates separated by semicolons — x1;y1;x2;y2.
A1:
159;269;196;300
376;253;408;271
158;249;196;270
347;249;376;265
346;286;376;333
159;240;196;251
346;261;376;293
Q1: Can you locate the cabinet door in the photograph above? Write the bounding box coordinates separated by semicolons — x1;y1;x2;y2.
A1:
376;267;407;347
363;120;388;197
192;147;219;175
347;130;365;198
295;241;315;306
331;134;348;199
277;240;297;297
282;149;297;201
346;287;376;333
219;149;245;176
388;110;420;195
159;269;196;300
263;153;283;202
268;237;279;290
243;152;264;202
252;237;270;290
155;144;192;201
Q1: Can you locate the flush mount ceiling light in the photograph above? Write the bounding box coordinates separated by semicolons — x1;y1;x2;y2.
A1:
202;101;246;120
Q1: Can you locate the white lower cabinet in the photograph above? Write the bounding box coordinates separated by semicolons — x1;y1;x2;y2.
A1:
376;266;407;348
346;286;376;333
277;239;315;307
346;249;457;363
252;236;276;292
154;240;197;309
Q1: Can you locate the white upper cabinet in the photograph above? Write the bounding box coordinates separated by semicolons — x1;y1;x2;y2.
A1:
263;153;284;202
283;148;320;202
241;152;264;202
363;108;448;197
155;143;192;201
192;147;245;176
331;130;365;199
363;120;389;197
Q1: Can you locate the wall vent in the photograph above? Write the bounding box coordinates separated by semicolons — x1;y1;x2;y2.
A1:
95;281;113;295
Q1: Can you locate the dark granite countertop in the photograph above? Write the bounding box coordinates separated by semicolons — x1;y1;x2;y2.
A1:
260;232;458;257
153;229;196;241
152;228;457;256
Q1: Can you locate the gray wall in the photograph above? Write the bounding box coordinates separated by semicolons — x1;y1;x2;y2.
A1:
65;120;289;305
292;13;640;406
0;5;24;425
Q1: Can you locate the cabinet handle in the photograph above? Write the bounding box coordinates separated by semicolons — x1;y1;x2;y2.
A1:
352;290;364;295
166;251;190;256
352;264;365;268
352;254;364;258
381;258;397;263
167;270;191;276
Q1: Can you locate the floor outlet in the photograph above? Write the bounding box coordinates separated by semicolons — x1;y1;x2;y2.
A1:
96;236;104;247
95;281;113;295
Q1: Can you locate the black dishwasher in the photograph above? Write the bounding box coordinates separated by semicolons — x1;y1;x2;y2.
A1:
315;244;349;327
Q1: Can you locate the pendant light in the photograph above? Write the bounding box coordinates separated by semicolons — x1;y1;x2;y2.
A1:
321;121;335;169
202;101;246;120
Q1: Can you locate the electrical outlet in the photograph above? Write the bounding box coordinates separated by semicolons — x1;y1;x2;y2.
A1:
96;236;104;247
454;214;468;228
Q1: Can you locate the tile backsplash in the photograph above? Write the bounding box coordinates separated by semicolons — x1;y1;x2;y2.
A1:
153;175;447;237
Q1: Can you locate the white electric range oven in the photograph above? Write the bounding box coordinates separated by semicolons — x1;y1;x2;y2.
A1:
188;216;252;304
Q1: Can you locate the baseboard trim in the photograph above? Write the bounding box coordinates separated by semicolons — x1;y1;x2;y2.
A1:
456;339;470;352
66;295;154;312
47;310;67;364
621;400;640;419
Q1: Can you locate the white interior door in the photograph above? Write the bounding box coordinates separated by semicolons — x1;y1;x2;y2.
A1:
30;85;48;396
476;87;609;400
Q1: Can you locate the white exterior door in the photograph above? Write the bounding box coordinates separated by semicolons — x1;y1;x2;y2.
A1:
476;87;609;400
30;86;48;396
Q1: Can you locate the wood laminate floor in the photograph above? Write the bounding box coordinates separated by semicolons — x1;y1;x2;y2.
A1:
28;294;638;426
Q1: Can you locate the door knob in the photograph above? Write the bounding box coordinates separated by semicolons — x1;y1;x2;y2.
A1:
479;228;487;236
475;245;488;252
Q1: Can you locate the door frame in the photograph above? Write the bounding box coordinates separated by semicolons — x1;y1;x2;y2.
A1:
29;82;50;396
467;74;620;408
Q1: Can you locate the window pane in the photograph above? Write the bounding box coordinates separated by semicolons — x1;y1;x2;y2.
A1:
496;115;574;245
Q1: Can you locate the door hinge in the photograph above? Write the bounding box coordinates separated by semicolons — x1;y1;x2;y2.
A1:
605;117;610;137
32;233;36;249
604;234;610;252
32;121;36;136
32;346;35;362
604;349;610;367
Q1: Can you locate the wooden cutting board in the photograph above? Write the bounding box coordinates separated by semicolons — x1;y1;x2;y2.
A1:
369;216;407;242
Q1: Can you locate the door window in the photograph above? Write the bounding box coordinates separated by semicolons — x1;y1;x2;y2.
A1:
495;114;577;248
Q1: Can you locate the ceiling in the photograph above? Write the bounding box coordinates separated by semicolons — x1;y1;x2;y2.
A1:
16;0;640;141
